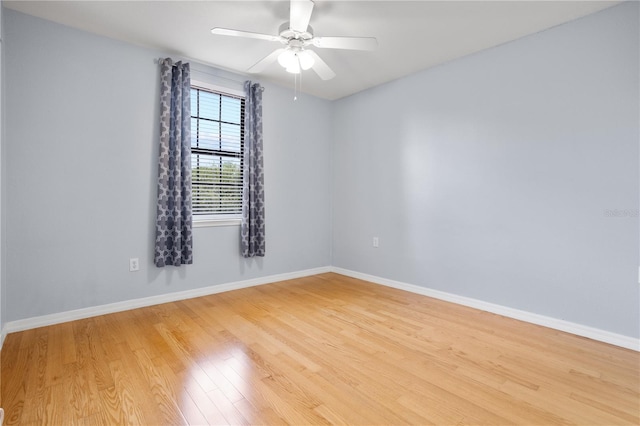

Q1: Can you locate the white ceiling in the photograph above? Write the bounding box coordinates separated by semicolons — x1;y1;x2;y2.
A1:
4;0;620;100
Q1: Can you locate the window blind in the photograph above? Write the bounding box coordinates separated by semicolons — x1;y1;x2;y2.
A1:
190;86;245;217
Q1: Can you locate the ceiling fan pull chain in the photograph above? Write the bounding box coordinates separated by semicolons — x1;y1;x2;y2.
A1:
298;63;303;101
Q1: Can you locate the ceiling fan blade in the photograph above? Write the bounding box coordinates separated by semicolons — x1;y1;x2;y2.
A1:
211;27;281;43
306;50;336;80
290;0;314;32
247;48;286;73
312;36;378;51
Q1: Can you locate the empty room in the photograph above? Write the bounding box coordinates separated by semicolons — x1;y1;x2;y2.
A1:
0;0;638;424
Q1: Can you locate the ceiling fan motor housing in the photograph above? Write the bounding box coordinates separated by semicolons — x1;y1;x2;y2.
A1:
279;22;314;45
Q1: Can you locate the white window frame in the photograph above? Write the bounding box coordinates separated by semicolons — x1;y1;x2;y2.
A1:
191;80;245;228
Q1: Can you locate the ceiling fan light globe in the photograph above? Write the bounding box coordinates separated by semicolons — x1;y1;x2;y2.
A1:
298;50;315;70
286;60;301;74
278;49;296;68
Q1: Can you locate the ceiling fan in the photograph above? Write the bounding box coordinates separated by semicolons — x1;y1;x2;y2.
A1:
210;0;377;80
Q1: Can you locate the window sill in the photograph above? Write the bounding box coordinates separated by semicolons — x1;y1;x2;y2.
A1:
193;218;241;228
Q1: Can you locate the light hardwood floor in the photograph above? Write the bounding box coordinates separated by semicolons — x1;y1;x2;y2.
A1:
2;273;638;425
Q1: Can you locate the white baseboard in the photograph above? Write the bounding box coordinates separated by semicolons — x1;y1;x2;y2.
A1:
3;266;638;353
3;266;332;336
331;267;640;352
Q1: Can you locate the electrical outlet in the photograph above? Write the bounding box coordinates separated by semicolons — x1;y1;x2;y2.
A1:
373;237;379;248
129;258;139;272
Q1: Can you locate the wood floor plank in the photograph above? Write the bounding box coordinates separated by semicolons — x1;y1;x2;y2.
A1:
182;377;227;425
72;319;113;394
2;273;638;425
108;358;147;424
39;384;73;425
206;387;250;425
132;348;188;426
95;385;123;425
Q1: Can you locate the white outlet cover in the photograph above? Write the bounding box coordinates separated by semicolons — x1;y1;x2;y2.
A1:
129;258;140;272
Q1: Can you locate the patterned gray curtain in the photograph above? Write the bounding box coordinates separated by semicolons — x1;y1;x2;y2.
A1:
241;81;265;257
154;59;193;267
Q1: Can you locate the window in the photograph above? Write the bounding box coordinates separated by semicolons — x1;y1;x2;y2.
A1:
190;83;245;225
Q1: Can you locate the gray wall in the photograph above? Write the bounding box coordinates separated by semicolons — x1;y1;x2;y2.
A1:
332;2;639;338
3;9;332;322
